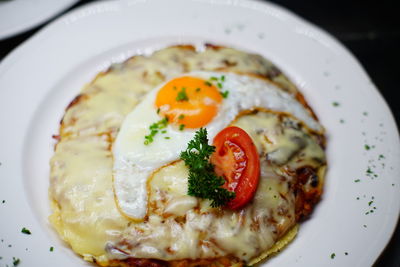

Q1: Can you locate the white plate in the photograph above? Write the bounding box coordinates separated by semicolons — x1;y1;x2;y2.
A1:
0;0;78;40
0;0;399;266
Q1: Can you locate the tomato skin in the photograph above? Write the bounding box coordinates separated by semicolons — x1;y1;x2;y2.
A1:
211;126;260;209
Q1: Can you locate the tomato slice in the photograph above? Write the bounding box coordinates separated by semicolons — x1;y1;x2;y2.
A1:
210;126;260;209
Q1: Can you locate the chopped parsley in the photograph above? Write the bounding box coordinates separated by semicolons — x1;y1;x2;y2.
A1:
354;179;361;183
21;227;31;235
330;253;336;259
2;200;4;203
195;87;201;92
220;90;229;98
364;144;371;150
205;75;229;98
50;247;54;252
366;166;378;178
180;128;235;207
178;114;185;120
144;117;169;145
179;124;185;131
13;257;20;266
176;87;189;101
332;101;340;107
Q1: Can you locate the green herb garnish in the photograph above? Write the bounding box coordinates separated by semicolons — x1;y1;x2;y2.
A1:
220;90;229;98
332;101;340;107
13;257;20;266
144;117;169;145
330;253;336;259
204;75;229;98
21;227;31;235
179;124;185;131
204;81;212;87
50;247;54;252
180;128;235;207
176;87;189;101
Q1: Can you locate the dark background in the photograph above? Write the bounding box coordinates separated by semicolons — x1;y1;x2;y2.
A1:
0;0;398;266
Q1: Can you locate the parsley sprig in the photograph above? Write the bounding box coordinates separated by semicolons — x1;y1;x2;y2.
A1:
180;128;235;207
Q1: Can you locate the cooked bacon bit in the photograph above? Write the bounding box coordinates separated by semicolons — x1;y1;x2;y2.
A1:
250;218;260;231
52;135;60;141
222;59;237;67
294;167;322;220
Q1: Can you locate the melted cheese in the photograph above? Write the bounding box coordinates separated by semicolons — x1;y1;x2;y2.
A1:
49;45;326;265
49;135;129;264
104;111;324;262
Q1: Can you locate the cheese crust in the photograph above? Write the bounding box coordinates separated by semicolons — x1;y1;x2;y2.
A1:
49;45;326;266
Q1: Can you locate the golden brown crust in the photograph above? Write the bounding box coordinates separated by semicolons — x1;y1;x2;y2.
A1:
107;256;243;267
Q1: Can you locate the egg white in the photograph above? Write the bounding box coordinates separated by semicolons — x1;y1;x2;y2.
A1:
112;71;322;220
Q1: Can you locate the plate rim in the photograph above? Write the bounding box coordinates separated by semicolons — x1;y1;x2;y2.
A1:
0;0;79;40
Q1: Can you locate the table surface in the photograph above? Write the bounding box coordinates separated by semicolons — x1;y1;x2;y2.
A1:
0;0;398;266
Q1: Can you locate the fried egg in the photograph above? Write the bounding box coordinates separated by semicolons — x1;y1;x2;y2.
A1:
112;71;321;220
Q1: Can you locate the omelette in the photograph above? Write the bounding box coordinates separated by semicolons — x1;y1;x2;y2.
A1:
49;44;326;267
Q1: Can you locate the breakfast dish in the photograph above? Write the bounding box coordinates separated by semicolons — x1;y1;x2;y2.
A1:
49;45;326;266
1;0;399;266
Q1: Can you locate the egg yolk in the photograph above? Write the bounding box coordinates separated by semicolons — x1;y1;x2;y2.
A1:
155;76;223;128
